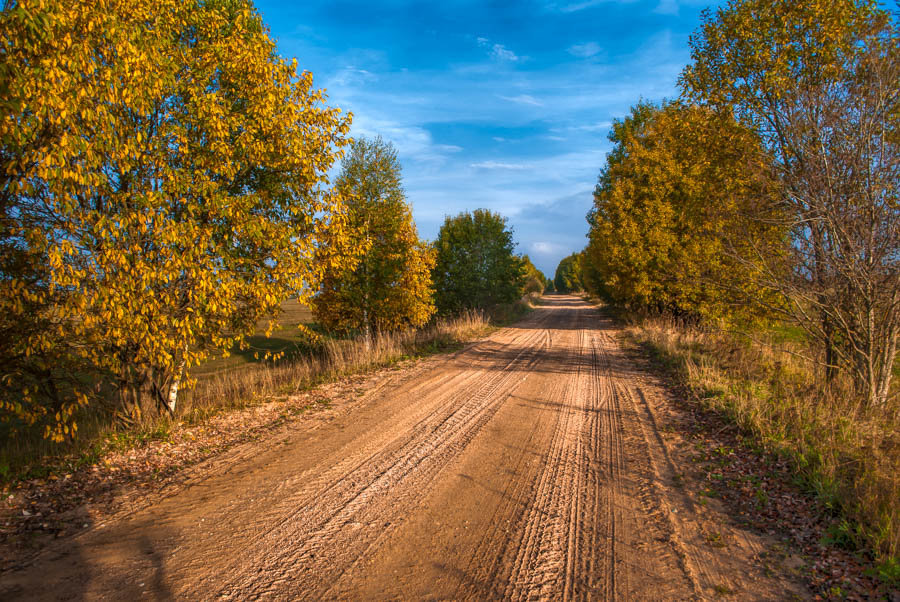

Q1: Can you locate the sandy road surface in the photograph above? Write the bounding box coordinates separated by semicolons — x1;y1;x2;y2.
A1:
1;296;807;600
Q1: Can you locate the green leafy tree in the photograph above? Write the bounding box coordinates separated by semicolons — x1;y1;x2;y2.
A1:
554;253;583;293
0;0;351;435
682;0;899;404
432;209;525;314
311;137;436;340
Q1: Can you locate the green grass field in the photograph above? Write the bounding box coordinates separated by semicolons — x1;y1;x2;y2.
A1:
191;299;316;377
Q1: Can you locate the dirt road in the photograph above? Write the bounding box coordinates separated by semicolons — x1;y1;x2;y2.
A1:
1;296;807;600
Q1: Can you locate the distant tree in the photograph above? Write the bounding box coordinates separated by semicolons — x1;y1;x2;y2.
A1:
554;253;583;293
682;0;899;404
432;209;524;314
312;137;436;341
584;101;783;319
520;255;547;295
0;0;351;435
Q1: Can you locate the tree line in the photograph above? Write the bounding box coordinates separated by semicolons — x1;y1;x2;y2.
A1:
558;0;898;408
0;0;548;440
312;135;545;338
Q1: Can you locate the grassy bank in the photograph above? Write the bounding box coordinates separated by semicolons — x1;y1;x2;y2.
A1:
1;306;503;486
183;309;493;424
625;316;900;580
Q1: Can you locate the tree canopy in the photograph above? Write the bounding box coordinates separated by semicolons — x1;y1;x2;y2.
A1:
432;209;524;314
682;0;899;404
1;0;351;435
554;253;583;294
584;101;783;319
311;137;435;338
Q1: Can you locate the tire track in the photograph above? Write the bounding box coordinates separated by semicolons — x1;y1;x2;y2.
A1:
201;315;554;600
503;314;593;601
451;314;579;600
173;311;559;589
0;297;810;602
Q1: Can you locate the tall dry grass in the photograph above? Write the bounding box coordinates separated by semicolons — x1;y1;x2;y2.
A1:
0;310;493;483
627;317;900;568
184;309;491;419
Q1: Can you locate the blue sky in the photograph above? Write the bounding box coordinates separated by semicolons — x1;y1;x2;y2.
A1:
254;0;718;277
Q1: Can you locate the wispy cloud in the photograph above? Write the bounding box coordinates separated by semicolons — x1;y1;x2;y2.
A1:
567;42;602;58
329;66;378;87
477;36;525;62
470;161;530;170
348;113;460;165
571;121;613;132
499;94;543;107
546;0;628;13
531;241;563;254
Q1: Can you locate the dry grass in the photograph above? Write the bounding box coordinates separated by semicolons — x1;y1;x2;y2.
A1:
627;316;900;568
183;309;491;420
0;309;493;485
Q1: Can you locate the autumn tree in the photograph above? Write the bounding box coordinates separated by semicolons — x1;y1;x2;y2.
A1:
0;0;350;435
554;253;583;294
432;209;525;314
584;101;783;319
311;137;435;340
682;0;899;404
520;254;547;295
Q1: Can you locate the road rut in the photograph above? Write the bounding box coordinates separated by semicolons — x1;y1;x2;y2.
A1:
1;295;808;600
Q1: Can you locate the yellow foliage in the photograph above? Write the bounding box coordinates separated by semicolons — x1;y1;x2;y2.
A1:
585;101;785;320
1;0;350;435
312;137;436;335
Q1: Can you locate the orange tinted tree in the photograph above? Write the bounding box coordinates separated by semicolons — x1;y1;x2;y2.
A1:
0;0;350;435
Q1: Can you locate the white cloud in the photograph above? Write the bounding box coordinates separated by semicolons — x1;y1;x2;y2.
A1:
547;0;629;13
499;94;543;107
531;241;563;254
567;42;602;58
491;44;521;62
470;161;530;170
346;113;459;165
329;66;378;87
476;36;524;62
571;121;613;132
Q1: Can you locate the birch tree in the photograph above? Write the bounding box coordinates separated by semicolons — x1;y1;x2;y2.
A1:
311;137;436;339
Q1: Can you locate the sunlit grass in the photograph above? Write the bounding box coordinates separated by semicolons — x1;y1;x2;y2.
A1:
626;316;900;574
0;307;496;486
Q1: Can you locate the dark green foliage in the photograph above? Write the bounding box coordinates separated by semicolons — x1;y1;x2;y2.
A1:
554;253;583;293
432;209;525;314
